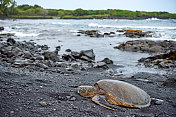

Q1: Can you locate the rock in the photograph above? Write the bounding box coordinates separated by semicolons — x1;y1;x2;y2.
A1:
54;62;68;67
13;59;33;67
117;29;153;38
62;54;74;61
149;46;163;53
43;52;59;62
94;62;108;69
65;49;72;52
71;63;80;68
101;58;113;64
80;49;95;60
41;45;49;50
139;50;176;69
115;40;176;54
0;27;4;31
77;30;105;38
80;55;94;62
151;98;164;105
163;78;176;87
105;69;114;74
54;46;61;55
69;96;76;101
36;63;49;69
71;51;80;59
65;66;73;71
23;51;32;59
39;101;47;107
34;55;44;60
0;33;15;38
7;38;16;45
158;62;166;68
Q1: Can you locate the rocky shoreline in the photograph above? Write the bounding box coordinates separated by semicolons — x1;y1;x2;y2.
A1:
0;29;176;116
1;16;176;20
114;40;176;69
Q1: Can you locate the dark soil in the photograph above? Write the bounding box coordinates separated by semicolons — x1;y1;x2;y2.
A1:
0;64;176;117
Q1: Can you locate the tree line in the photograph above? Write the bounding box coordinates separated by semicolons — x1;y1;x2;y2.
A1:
0;0;176;19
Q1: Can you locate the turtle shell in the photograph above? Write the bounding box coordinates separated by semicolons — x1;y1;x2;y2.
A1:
96;79;151;108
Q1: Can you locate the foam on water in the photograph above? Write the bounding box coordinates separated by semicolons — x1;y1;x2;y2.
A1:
88;23;176;30
14;32;40;37
146;18;160;21
52;22;71;25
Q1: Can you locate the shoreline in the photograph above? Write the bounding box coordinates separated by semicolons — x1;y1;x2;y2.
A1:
0;16;176;20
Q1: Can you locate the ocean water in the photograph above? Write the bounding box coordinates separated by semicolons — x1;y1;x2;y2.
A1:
1;18;176;75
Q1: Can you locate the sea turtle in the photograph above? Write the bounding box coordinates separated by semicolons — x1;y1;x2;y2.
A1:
77;79;151;110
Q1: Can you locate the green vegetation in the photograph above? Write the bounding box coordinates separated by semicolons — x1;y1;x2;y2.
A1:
0;2;176;19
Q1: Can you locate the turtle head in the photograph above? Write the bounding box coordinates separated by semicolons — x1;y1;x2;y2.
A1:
77;86;96;97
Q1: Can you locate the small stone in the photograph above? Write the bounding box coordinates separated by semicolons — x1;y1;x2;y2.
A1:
39;101;47;107
69;96;76;101
65;66;73;71
71;63;79;68
10;111;14;114
101;58;113;64
105;69;114;74
152;98;164;105
65;49;72;52
41;45;49;50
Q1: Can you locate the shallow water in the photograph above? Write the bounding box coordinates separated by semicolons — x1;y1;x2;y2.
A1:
1;18;176;75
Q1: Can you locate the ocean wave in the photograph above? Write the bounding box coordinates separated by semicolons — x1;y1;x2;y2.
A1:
146;18;160;21
14;32;40;37
88;23;176;30
146;37;176;41
52;22;71;25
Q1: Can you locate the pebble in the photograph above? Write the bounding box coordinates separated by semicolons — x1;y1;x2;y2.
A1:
152;98;164;105
39;101;47;107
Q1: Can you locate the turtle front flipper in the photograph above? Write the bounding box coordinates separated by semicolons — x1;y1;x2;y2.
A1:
92;94;123;111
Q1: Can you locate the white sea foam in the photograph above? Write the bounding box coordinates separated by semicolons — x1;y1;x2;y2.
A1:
146;37;176;41
52;22;71;25
14;32;40;37
146;18;160;21
88;23;176;30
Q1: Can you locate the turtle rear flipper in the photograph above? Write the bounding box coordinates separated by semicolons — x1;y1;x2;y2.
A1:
92;95;124;111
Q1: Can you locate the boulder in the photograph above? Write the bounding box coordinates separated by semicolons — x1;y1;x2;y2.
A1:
71;51;80;59
65;49;72;52
7;38;16;45
101;58;113;64
115;40;176;53
43;52;59;62
54;46;61;55
94;62;108;69
116;29;153;38
139;50;176;69
62;54;74;61
80;55;93;62
80;49;95;60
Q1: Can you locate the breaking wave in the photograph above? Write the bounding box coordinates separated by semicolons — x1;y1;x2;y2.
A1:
52;22;71;25
88;23;176;30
